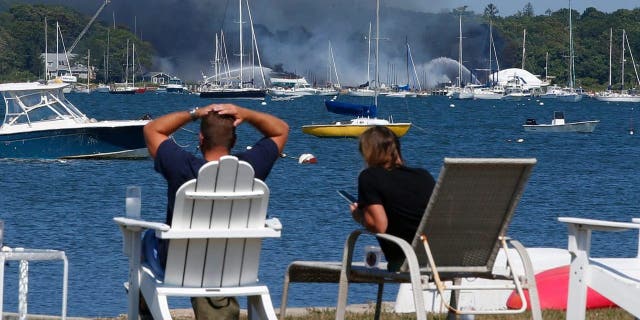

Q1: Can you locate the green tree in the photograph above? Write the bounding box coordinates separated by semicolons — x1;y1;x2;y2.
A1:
522;3;535;17
0;3;154;82
483;4;499;19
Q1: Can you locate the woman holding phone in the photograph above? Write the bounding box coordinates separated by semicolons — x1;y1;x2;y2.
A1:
349;126;436;271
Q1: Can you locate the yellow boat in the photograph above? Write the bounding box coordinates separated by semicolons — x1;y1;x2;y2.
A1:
302;0;412;139
301;118;411;138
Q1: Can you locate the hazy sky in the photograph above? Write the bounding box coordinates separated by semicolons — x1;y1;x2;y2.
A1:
400;1;639;15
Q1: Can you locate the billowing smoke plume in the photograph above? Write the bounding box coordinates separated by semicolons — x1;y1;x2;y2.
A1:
24;0;495;87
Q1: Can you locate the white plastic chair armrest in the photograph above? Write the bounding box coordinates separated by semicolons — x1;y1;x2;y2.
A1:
265;217;282;231
157;227;281;239
113;217;170;232
558;217;640;232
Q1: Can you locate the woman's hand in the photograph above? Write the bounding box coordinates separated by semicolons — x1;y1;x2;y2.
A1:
350;202;363;224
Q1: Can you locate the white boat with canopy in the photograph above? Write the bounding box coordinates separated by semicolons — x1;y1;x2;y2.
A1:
0;81;149;159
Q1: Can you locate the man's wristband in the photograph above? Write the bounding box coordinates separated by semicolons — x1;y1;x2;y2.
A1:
189;108;199;122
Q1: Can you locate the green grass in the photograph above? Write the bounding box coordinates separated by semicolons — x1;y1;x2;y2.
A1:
106;307;635;319
273;308;635;320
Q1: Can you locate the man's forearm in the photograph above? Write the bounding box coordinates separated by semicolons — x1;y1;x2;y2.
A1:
146;110;192;136
143;110;194;158
239;107;289;152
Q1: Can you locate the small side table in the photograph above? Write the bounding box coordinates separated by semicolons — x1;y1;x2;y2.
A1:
0;247;68;320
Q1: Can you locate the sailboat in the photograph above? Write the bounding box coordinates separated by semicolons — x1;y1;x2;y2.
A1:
75;49;92;93
199;0;266;99
556;0;583;102
348;22;376;97
473;19;505;100
448;15;473;100
301;0;411;138
315;41;341;96
595;29;640;102
109;39;137;94
387;37;420;98
52;21;78;86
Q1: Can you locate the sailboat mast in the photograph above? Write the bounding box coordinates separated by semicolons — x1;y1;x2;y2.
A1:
521;29;526;70
608;28;612;89
374;0;379;106
367;22;372;88
405;36;409;87
215;33;220;85
106;28;110;82
132;42;135;87
624;31;640;88
244;0;266;88
489;21;493;84
490;21;500;83
568;0;574;89
56;21;59;77
238;0;243;89
458;15;462;87
125;39;129;86
330;41;340;87
327;41;331;86
407;42;422;90
44;17;48;80
622;29;626;90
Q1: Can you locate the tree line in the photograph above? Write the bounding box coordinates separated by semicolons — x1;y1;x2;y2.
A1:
481;3;640;90
0;3;153;83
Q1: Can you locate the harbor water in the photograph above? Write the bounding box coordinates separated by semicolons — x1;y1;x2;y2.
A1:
1;92;639;317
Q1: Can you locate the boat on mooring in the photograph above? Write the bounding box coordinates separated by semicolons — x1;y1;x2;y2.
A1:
301;99;411;137
301;0;411;138
523;111;599;133
0;81;150;159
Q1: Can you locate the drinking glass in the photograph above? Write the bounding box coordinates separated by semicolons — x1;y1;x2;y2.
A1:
125;186;141;219
364;245;382;268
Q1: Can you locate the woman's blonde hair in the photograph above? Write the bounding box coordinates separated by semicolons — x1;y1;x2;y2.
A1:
359;126;403;169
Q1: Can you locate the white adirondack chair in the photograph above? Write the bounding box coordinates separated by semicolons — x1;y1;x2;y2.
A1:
558;217;640;319
115;155;282;320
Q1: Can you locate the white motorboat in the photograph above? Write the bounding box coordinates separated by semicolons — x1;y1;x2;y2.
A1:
0;81;149;159
523;111;599;133
473;87;504;100
165;77;188;94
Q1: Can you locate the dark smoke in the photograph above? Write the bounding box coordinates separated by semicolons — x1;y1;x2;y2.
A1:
22;0;494;87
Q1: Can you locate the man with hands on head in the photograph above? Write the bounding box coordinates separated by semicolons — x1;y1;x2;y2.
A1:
142;103;289;319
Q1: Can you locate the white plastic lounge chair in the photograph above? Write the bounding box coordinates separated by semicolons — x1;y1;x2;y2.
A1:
281;158;541;320
558;217;640;319
115;155;282;320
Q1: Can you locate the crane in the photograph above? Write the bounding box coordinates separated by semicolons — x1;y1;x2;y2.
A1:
68;0;110;55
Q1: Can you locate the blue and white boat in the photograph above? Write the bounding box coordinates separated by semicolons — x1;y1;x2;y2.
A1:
0;81;149;159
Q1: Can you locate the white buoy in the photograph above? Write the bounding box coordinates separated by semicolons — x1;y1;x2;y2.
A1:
261;101;267;106
539;102;544;106
298;153;317;164
517;138;524;143
449;104;455;108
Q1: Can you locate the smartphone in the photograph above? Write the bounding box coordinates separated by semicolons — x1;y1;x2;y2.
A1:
337;190;357;203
